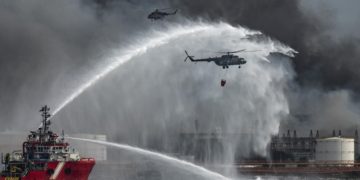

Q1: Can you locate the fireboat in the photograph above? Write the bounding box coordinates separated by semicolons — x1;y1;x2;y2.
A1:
1;106;95;180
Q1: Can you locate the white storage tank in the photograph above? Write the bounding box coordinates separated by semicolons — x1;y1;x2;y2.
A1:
315;137;354;164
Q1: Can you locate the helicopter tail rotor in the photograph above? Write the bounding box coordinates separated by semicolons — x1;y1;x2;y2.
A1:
184;50;194;62
171;9;178;15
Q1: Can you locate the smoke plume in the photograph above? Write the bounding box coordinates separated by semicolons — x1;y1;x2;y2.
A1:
166;0;360;133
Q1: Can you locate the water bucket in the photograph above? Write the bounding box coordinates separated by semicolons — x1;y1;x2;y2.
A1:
220;79;226;87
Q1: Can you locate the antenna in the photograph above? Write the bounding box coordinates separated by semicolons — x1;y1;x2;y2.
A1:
316;130;319;138
61;130;65;142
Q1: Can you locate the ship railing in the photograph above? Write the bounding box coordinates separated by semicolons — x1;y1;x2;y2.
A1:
0;161;26;177
233;160;358;168
28;161;46;171
1;171;23;177
80;157;95;161
22;168;29;176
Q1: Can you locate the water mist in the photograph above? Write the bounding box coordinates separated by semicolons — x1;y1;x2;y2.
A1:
52;23;210;116
68;136;230;180
55;21;296;178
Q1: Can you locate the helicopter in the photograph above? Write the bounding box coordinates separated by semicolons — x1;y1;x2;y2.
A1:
148;8;177;20
184;49;258;69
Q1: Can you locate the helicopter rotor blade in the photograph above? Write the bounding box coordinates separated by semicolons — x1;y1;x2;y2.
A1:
229;49;247;53
159;7;175;11
216;49;246;54
243;50;261;53
216;49;261;54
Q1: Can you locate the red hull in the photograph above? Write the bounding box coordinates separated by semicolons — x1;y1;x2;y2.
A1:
1;158;95;180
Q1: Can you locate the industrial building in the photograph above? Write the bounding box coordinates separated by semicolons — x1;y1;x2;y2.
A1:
270;129;359;164
174;128;360;175
174;129;360;165
270;130;317;162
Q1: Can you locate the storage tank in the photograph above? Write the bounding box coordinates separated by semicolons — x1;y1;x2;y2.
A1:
315;137;354;164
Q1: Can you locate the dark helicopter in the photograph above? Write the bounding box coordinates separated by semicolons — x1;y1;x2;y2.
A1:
184;49;258;69
148;8;177;20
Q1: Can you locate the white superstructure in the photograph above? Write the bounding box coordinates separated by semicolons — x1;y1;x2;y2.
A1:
0;132;107;161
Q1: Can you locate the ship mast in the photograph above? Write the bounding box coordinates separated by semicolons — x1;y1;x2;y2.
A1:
39;105;51;142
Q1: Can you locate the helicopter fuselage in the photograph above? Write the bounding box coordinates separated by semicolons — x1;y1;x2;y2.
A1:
148;12;167;20
148;10;177;20
213;55;246;67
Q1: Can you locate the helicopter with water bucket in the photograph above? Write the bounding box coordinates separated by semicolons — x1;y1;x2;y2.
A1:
148;8;177;20
184;49;258;69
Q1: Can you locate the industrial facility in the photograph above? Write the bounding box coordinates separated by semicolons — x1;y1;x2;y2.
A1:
270;129;359;163
3;128;360;176
173;128;360;175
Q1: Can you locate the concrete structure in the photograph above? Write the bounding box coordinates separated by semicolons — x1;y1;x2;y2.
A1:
315;137;355;164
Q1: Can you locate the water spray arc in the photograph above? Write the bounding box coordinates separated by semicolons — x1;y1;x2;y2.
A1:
52;24;210;116
52;22;296;117
67;137;230;180
52;22;296;178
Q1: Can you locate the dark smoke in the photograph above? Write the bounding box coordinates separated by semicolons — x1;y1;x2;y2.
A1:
0;0;161;130
168;0;360;89
167;0;360;131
